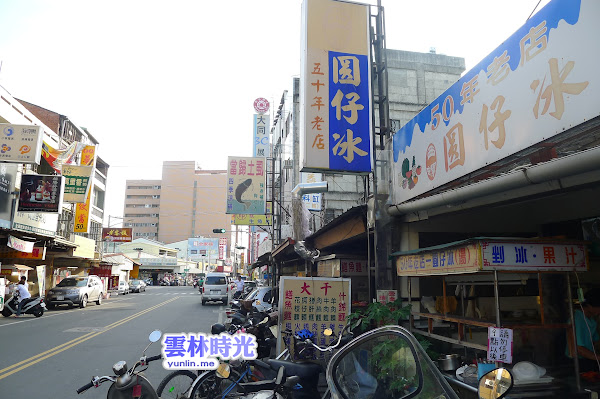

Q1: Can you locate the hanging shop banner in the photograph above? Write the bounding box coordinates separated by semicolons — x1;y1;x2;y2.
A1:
300;0;372;174
301;172;322;211
226;156;267;215
278;276;351;358
17;175;63;213
91;265;112;278
253;114;270;158
396;242;482;276
392;0;600;204
74;190;91;233
0;163;18;229
231;201;273;226
7;235;34;253
377;290;398;305
481;240;587;272
0;124;44;164
0;246;45;260
72;235;96;259
41;141;87;173
108;275;119;291
12;211;58;237
188;237;219;262
218;237;227;260
36;265;46;297
73;145;96;233
102;228;133;242
61;165;93;203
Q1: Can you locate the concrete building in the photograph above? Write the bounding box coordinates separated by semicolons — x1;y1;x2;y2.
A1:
123;161;231;246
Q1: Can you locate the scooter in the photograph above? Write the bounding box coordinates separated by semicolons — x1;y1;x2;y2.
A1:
76;330;163;398
1;292;46;318
234;325;515;399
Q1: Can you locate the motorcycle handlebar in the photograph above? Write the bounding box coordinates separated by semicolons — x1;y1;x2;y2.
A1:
146;354;162;363
76;381;94;394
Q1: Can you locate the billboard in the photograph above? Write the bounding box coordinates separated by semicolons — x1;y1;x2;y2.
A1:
226;156;267;214
102;228;133;242
231;201;273;226
12;211;59;237
0;124;44;164
62;165;93;203
253;114;270;158
300;172;322;211
17;175;63;213
300;0;372;174
392;0;600;204
188;237;219;262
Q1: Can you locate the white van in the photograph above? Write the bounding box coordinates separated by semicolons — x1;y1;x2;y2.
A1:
200;272;232;305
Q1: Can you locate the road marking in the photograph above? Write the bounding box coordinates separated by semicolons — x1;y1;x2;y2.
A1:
0;296;179;380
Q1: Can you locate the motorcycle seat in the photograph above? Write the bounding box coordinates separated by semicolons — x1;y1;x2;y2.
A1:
21;297;37;305
266;359;322;378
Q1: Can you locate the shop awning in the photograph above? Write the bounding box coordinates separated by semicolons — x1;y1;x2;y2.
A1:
13;264;34;271
250;252;271;269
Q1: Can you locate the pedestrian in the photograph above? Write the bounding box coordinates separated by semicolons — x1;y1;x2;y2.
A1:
235;275;244;299
14;276;31;317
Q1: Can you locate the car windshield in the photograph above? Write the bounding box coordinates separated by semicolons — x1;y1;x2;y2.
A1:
245;288;259;300
130;280;140;285
205;276;226;285
57;278;87;287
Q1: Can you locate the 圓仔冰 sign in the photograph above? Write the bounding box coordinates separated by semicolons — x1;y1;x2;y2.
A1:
278;276;351;359
392;0;600;204
300;0;372;175
488;327;513;364
226;156;267;215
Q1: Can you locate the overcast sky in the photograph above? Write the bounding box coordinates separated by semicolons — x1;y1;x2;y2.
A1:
0;0;550;222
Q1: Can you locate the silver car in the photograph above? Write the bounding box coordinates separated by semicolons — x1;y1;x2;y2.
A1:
47;275;103;309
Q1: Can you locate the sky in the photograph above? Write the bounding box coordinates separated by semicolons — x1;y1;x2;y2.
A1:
0;0;551;222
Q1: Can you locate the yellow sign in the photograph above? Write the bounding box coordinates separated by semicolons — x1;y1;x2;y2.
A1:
73;145;95;233
396;242;481;276
72;235;96;259
231;202;273;226
278;277;351;358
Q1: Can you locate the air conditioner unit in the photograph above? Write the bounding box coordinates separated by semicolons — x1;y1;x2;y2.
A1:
283;160;293;169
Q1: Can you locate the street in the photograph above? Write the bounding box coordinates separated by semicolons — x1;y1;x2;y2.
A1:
0;285;224;397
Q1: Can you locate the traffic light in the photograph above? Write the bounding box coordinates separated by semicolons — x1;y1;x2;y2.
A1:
212;228;226;233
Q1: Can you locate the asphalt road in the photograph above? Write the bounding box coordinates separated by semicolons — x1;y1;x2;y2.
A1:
0;285;226;398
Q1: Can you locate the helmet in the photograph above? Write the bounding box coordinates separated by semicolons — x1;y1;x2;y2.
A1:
295;328;315;341
211;323;226;334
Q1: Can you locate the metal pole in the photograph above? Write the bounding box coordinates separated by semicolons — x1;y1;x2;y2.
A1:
407;277;412;332
567;273;581;392
493;271;501;368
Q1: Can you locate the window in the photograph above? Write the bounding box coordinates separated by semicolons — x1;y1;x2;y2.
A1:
152;195;160;199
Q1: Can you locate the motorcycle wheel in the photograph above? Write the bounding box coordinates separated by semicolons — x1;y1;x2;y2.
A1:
33;307;44;317
1;308;11;317
156;370;197;399
189;369;244;399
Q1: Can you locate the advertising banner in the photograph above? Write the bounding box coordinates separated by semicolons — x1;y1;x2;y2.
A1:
7;235;34;253
218;237;227;260
231;201;273;226
41;141;87;173
392;0;600;204
12;211;59;237
253;114;270;158
72;235;96;259
0;246;45;260
0;163;18;229
91;265;112;278
0;124;44;164
17;175;63;213
226;156;267;215
278;276;351;358
300;0;372;174
102;228;133;242
62;165;93;203
36;265;46;297
300;172;322;211
73;145;96;233
188;237;219;262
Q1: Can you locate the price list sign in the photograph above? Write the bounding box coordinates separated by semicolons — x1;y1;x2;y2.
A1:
278;277;351;358
487;327;513;364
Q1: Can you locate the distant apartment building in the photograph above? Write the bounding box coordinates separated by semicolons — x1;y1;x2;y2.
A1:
122;161;231;245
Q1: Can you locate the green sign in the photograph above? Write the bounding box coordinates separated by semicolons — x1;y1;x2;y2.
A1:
184;268;190;272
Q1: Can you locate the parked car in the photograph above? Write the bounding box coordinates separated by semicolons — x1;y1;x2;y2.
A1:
129;279;146;293
200;272;232;305
118;280;130;295
242;286;274;312
46;275;103;309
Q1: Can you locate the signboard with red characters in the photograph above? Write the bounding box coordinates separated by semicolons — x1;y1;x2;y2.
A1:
102;228;133;242
253;98;270;114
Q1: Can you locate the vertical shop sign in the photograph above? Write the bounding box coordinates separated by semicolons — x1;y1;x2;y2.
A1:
278;277;351;358
36;265;46;297
0;163;18;229
300;0;372;174
219;238;227;260
74;145;96;233
253;114;270;158
226;156;267;215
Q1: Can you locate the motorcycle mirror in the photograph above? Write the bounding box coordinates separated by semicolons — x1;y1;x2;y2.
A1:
478;368;513;399
149;330;162;343
323;328;333;336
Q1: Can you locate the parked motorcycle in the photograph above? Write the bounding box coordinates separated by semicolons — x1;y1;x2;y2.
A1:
76;330;163;398
1;292;46;318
